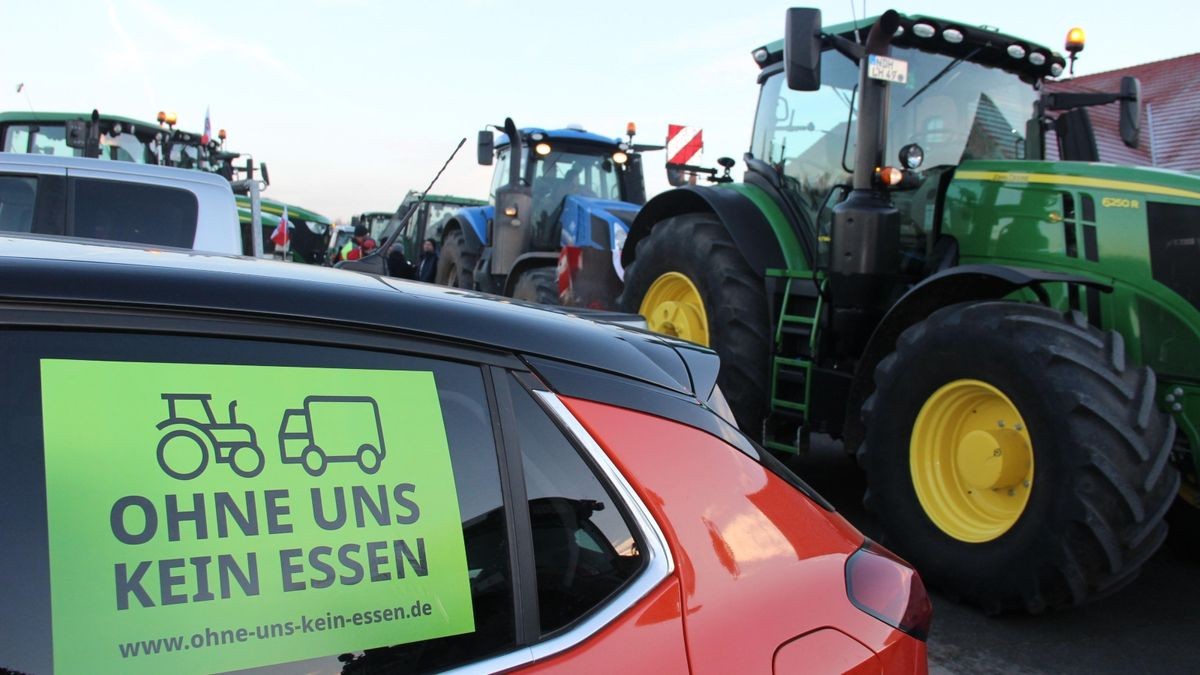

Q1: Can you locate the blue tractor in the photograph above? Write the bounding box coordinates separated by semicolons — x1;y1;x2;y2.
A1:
436;119;654;308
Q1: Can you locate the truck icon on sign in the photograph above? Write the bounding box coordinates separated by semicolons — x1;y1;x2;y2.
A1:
278;396;386;476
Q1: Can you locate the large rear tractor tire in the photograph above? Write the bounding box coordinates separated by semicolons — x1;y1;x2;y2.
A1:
436;228;477;289
860;301;1179;613
512;266;561;306
618;214;771;433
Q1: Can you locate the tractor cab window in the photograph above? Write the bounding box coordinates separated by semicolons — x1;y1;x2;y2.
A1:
489;149;511;200
4;124;74;157
424;202;460;243
98;129;153;163
753;44;1040;265
529;148;622;241
167;142;201;169
3;123;158;163
751;52;858;221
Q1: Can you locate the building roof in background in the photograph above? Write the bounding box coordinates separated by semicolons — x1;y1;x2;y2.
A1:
1046;53;1200;170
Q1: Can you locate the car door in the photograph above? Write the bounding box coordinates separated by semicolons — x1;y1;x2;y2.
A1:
0;305;684;674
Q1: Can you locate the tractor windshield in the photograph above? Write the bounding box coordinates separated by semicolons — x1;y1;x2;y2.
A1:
3;121;160;163
531;147;622;219
752;45;1039;228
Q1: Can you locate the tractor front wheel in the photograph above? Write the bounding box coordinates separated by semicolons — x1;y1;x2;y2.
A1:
618;214;771;433
512;267;560;305
157;428;211;480
860;301;1179;613
436;228;476;289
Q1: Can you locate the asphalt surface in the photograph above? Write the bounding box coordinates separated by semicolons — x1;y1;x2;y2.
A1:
782;436;1200;675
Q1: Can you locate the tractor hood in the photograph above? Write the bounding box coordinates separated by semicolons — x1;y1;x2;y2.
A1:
950;159;1200;205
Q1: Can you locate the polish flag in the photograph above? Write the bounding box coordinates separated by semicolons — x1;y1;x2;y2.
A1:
270;206;290;246
201;106;212;145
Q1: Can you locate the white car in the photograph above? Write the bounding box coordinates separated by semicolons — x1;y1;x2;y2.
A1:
0;152;243;254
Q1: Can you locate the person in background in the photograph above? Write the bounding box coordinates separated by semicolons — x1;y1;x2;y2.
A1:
417;238;439;283
346;224;377;261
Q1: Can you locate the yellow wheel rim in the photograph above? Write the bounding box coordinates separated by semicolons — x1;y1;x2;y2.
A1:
638;272;710;346
910;379;1034;543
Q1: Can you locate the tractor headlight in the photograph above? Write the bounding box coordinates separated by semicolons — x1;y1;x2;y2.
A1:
912;22;936;38
612;150;629;165
534;142;552;156
899;143;925;170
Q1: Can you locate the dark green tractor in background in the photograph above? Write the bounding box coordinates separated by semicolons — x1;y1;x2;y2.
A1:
619;8;1198;613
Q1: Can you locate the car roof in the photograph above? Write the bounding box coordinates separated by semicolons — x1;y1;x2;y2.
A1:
0;152;232;189
0;236;711;398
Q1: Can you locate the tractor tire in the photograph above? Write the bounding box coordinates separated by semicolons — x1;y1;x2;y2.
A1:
157;428;210;480
618;214;771;433
512;266;560;306
436;228;476;289
859;301;1179;613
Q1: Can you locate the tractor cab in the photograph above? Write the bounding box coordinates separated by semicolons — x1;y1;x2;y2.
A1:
750;15;1137;276
439;119;650;307
484;124;646;254
0;110;229;171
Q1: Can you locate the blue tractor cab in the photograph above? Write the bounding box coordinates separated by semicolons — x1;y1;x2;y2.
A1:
437;118;654;308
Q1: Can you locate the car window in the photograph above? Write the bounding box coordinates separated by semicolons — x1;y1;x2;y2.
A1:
0;175;37;232
505;376;644;635
0;329;515;675
69;177;198;248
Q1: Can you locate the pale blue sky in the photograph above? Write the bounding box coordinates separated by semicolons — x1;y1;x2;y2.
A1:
2;0;1193;219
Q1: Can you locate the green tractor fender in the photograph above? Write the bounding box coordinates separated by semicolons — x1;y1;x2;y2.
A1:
621;185;791;276
843;263;1114;451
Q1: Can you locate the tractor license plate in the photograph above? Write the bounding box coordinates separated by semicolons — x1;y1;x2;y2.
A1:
868;55;908;84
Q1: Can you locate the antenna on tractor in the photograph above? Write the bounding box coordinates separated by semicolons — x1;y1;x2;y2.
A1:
16;82;41;125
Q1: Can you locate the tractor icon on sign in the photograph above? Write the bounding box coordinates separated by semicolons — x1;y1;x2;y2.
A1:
155;394;266;480
278;396;386;476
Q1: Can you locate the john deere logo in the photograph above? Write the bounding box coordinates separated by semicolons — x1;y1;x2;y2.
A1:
155;394;386;480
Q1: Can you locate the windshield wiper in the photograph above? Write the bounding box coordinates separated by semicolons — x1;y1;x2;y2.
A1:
902;47;982;107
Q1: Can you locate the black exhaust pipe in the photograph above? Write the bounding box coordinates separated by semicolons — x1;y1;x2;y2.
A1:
828;10;903;355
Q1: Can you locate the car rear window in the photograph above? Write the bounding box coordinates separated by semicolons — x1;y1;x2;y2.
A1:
0;329;515;675
0;175;37;232
69;178;198;248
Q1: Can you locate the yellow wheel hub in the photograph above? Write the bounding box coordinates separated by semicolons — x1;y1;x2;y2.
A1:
910;379;1034;543
639;272;709;346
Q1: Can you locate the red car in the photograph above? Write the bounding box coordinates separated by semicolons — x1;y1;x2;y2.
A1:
0;235;928;674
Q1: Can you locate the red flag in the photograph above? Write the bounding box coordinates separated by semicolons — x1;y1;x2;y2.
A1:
270;206;290;246
201;106;212;145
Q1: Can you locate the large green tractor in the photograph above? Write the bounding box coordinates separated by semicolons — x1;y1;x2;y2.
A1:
619;8;1196;613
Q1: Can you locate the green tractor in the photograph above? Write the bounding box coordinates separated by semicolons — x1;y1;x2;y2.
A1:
619;8;1195;613
0;109;333;261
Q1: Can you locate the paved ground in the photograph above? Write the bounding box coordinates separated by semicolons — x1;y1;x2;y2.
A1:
783;436;1200;674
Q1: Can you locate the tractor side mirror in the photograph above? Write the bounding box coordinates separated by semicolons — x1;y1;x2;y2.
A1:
785;8;822;91
1119;76;1141;149
477;130;494;165
260;162;271;186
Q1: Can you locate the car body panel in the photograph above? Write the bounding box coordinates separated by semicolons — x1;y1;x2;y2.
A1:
0;152;241;254
561;396;928;673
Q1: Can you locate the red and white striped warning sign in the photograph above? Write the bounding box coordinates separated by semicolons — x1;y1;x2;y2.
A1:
666;124;703;165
